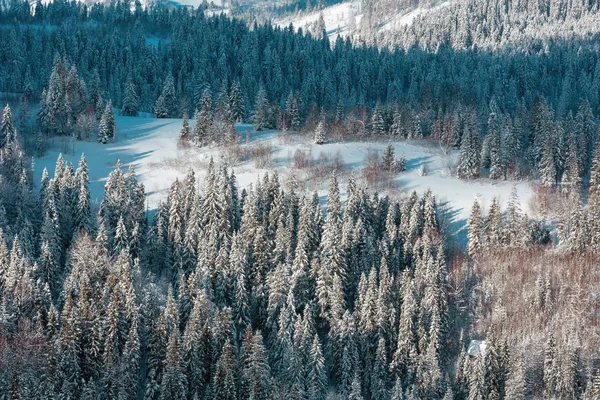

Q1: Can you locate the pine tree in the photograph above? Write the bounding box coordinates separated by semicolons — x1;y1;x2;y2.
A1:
390;107;403;138
410;112;423;139
371;337;389;399
159;73;178;118
544;334;558;398
119;316;140;400
229;80;245;123
505;352;526;400
467;199;482;258
286;91;301;131
179;112;191;142
121;78;139;117
159;329;187;400
211;340;238;400
390;277;417;385
539;135;558;187
0;104;17;148
488;127;503;179
591;369;600;399
98;100;116;144
349;373;364;400
590;139;600;249
313;117;326;145
74;154;91;232
194;89;215;146
457;113;481;180
253;86;270;131
154;95;167;119
561;133;581;196
307;334;327;399
382;144;396;172
500;115;519;176
485;197;502;249
242;330;271;399
372;102;386;135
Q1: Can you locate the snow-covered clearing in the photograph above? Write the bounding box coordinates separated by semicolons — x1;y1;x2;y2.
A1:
34;114;533;241
276;1;362;38
379;1;451;32
275;0;452;39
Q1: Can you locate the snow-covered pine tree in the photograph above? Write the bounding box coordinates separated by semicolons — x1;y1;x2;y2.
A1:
500;115;519;176
159;329;188;400
307;334;327;400
253;86;271;132
544;334;558;398
488;116;503;180
229;80;245;123
503;185;521;246
0;105;17;148
121;78;139;117
349;373;364;400
372;102;386;135
313;117;326;145
285;91;301;131
98;100;116;144
539;135;559;187
457;112;481;180
561;133;581;196
505;351;527;400
390;107;403;137
159;73;178;118
485;197;502;249
179;112;191;142
382;144;396;172
154;95;167;119
193;89;215;146
409;112;422;139
468;198;482;258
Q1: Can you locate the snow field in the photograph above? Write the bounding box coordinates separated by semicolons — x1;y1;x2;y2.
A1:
34;114;533;238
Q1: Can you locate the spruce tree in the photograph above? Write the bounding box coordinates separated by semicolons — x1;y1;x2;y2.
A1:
382;144;396;172
179;112;191;142
159;73;178;118
372;102;386;135
98;100;116;144
229;80;245;123
194;89;215;146
467;199;482;258
313;117;326;145
159;329;187;400
121;78;139;117
561;133;581;196
307;334;327;400
0;104;16;148
154;95;167;119
253;86;270;131
457;113;481;180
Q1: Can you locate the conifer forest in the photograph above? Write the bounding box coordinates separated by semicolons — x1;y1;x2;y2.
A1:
1;0;600;399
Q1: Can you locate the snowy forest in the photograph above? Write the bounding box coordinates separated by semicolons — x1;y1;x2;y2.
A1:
1;0;600;399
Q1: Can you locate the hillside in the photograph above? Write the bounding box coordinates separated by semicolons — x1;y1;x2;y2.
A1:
2;1;600;399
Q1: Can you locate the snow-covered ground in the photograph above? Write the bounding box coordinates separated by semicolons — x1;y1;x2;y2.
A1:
276;1;362;38
379;1;451;33
33;114;533;240
275;0;451;39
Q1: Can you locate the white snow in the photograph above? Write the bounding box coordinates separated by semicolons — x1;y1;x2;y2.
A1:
379;1;451;32
275;0;452;39
276;1;362;38
33;114;533;242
